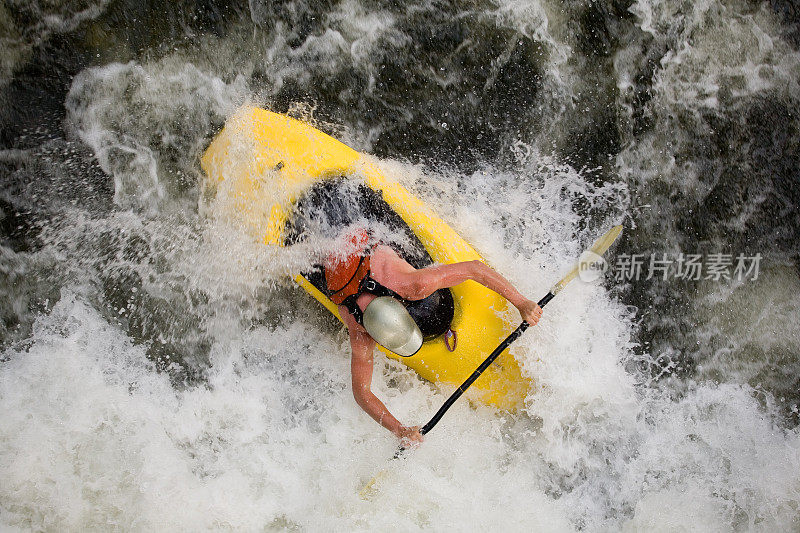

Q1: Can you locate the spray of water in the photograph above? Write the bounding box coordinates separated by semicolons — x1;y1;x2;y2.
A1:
2;0;799;530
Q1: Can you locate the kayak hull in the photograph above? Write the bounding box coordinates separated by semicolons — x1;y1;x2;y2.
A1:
201;107;529;409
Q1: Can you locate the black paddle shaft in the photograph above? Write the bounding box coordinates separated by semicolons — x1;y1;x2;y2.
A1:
418;291;555;436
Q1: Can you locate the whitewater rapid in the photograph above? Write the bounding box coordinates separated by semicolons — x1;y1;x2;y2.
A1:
2;0;800;530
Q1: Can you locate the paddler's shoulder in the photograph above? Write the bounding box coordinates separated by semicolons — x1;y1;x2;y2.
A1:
370;245;417;276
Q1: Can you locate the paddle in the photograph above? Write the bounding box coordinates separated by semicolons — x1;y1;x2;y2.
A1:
360;225;623;495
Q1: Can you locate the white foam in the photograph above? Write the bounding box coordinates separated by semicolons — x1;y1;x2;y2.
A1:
0;0;109;86
4;0;800;527
65;60;249;214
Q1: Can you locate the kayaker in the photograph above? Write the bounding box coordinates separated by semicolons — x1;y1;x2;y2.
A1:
324;228;543;446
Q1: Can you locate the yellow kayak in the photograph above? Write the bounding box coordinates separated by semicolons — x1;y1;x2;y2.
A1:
200;106;529;409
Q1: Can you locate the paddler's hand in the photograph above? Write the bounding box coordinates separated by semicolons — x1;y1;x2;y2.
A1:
398;425;424;448
517;299;543;325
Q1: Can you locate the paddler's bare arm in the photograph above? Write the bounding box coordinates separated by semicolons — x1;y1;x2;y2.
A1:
341;305;424;445
371;246;543;325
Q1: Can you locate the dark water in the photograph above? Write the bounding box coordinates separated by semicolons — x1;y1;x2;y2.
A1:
1;0;799;530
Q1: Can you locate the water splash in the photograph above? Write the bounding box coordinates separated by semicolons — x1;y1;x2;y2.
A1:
1;0;800;530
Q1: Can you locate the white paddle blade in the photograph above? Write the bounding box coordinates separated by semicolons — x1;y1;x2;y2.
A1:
550;225;623;295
